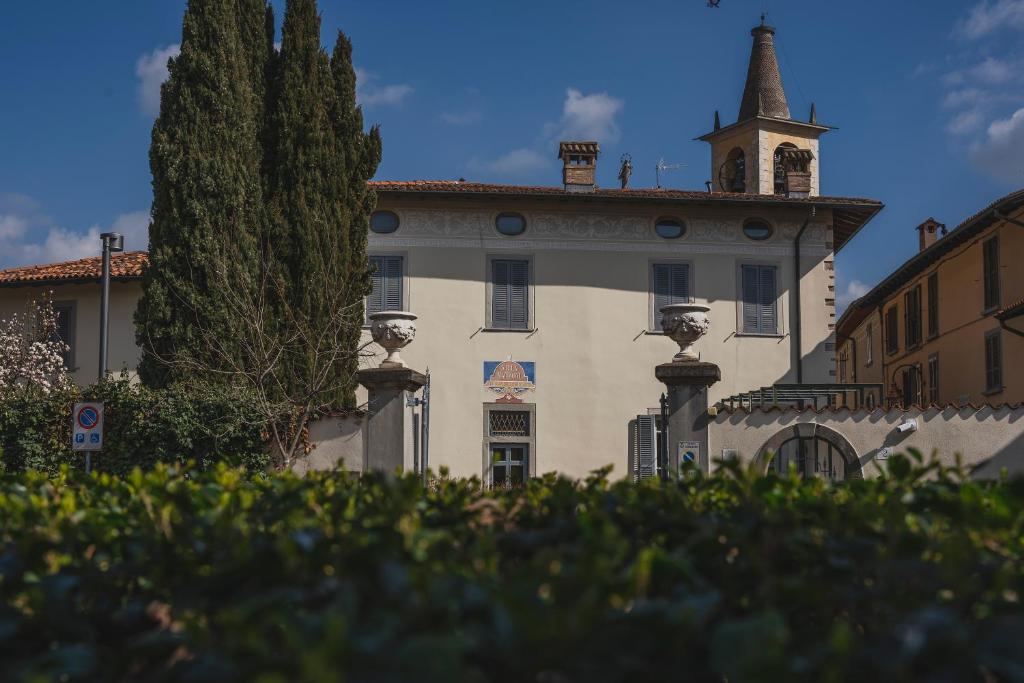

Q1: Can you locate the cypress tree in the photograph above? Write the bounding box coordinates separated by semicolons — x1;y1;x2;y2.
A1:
135;0;273;387
267;0;381;407
330;31;383;402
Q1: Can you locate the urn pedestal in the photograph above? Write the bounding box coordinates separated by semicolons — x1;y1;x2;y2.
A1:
659;303;711;363
359;310;423;475
369;311;417;368
655;303;720;476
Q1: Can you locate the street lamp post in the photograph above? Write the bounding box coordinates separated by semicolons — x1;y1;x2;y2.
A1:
98;232;124;380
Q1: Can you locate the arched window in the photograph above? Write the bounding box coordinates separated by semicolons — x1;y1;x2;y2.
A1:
773;143;797;195
770;436;849;481
720;147;746;193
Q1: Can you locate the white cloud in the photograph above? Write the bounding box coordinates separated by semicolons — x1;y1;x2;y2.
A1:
0;197;149;270
942;88;985;109
0;214;27;241
943;57;1018;87
555;88;624;143
836;279;870;312
474;148;551;178
948;109;984;135
440;109;482;125
473;87;624;181
135;44;180;116
909;62;937;79
970;107;1024;182
355;67;413;107
957;0;1024;39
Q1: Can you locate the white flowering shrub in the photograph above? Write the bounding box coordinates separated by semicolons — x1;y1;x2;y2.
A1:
0;296;73;398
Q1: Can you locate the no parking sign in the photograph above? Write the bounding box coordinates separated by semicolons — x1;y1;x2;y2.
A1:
678;440;700;473
72;402;104;452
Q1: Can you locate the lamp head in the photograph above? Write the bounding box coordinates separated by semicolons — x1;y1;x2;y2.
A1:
100;232;124;252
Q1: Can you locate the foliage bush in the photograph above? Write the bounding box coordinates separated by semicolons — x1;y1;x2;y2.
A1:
0;376;267;475
1;454;1022;681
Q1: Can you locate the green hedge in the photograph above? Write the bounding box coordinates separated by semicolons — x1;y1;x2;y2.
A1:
0;377;268;475
1;455;1022;681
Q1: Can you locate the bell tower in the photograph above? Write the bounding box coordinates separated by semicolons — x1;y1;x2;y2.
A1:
699;19;830;197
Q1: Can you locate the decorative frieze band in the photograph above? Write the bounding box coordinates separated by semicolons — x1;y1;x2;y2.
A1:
371;209;831;255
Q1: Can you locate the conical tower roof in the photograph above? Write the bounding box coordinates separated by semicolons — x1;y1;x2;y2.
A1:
738;22;790;121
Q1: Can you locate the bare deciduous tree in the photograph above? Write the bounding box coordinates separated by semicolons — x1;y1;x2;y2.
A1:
145;240;375;469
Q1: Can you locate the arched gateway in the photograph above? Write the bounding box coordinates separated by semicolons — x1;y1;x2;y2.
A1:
753;423;862;481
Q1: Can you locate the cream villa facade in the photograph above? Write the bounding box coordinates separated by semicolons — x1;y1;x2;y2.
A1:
0;22;884;480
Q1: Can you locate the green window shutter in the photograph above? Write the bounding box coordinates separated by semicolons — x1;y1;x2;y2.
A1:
758;265;777;334
652;263;689;330
509;261;529;329
366;255;403;322
741;265;776;334
741;265;760;333
491;259;529;329
634;414;657;480
491;260;510;328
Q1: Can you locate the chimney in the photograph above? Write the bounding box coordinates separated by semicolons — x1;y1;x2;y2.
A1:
558;141;599;192
917;217;943;252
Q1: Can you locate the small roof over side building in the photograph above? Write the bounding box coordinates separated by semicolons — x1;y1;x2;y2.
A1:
0;251;148;288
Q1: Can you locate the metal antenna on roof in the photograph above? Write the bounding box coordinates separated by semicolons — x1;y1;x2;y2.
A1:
655;158;684;189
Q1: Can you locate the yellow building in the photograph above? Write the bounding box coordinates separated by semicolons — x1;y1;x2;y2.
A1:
836;189;1024;407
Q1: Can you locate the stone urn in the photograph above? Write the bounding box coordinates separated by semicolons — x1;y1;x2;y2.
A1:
660;303;711;363
369;311;417;368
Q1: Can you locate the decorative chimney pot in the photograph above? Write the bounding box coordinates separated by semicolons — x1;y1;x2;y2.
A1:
369;311;417;368
660;304;711;363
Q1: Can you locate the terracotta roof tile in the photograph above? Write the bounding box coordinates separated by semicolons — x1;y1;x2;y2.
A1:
0;251;148;287
718;402;1024;415
997;297;1024;321
368;179;879;206
370;180;883;252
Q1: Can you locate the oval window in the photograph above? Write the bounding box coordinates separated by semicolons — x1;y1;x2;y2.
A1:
655;217;686;239
495;212;526;236
370;210;400;234
743;219;773;241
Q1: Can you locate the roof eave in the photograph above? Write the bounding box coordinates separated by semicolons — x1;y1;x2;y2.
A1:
850;188;1024;310
696;115;834;141
0;275;142;289
833;201;885;254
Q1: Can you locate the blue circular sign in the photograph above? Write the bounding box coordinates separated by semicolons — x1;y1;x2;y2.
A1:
683;451;696;463
77;406;99;430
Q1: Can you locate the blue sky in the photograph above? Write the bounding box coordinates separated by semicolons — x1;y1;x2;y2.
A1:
2;0;1022;309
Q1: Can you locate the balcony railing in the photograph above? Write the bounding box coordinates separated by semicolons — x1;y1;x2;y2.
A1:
720;383;884;411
